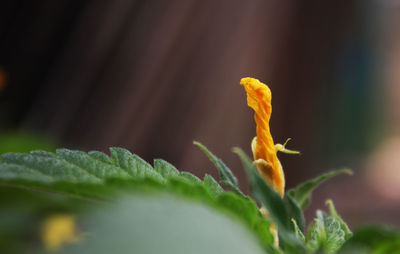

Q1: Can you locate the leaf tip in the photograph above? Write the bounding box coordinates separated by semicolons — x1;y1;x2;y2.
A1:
193;141;204;150
340;168;353;176
231;147;241;155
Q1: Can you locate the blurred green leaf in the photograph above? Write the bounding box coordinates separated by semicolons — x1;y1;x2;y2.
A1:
287;169;352;210
285;195;305;232
217;192;274;248
339;225;400;254
0;131;56;155
60;194;267;254
291;219;305;243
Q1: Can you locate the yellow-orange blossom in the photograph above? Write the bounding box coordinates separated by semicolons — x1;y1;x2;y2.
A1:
241;77;295;197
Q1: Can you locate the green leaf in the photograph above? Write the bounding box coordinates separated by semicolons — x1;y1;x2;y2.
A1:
291;218;305;243
326;200;352;240
57;149;131;179
88;151;114;164
0;148;168;202
1;152;102;183
287;169;352;210
285;195;305;232
309;210;346;253
61;194;267;254
339;225;400;254
0;148;166;184
153;159;179;178
179;171;202;183
193;141;243;196
203;174;223;197
109;147;163;181
216;192;274;248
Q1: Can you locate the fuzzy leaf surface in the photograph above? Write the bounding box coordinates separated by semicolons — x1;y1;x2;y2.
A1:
309;210;346;253
326;200;352;241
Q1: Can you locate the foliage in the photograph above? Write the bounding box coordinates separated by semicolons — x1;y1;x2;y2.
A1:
0;146;272;253
339;225;400;253
0;143;399;254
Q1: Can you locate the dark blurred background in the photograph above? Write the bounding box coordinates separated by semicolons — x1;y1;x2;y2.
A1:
1;0;399;227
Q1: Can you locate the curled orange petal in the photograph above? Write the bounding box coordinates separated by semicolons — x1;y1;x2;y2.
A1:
240;77;285;197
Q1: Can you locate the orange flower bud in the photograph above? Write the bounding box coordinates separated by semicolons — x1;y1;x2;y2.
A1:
240;77;285;197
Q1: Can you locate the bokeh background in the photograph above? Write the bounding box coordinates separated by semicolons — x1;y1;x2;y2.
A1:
1;0;399;227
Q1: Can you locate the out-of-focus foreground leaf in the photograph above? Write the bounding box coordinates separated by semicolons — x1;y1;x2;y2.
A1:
60;194;267;254
339;225;400;254
0;131;56;155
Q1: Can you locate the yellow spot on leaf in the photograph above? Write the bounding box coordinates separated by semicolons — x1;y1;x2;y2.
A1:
42;214;80;251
